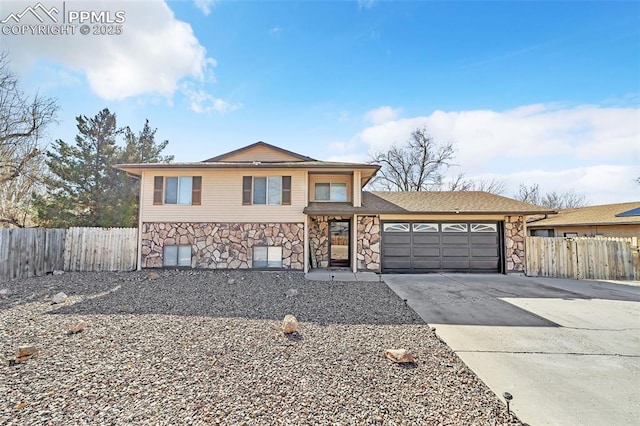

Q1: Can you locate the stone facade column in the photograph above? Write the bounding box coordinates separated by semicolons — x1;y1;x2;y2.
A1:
504;216;526;273
356;216;380;272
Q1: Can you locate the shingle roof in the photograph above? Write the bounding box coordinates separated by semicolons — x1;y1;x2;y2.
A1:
528;201;640;227
303;191;553;216
368;191;553;214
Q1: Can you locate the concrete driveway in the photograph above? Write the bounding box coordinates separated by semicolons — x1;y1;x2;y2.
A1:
383;274;640;426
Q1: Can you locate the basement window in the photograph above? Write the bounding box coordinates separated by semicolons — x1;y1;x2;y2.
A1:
164;245;191;267
253;246;282;268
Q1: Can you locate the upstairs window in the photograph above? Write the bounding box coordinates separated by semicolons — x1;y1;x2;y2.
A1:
153;176;201;205
243;176;291;205
315;183;347;202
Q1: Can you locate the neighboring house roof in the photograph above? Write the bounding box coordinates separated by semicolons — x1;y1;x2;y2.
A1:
303;191;554;216
528;201;640;227
203;141;316;162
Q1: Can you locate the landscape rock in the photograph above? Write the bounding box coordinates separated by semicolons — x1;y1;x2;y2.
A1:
68;320;87;334
146;271;161;280
384;348;416;364
285;288;298;298
51;292;67;304
0;288;10;299
15;345;39;363
52;270;64;276
282;314;299;334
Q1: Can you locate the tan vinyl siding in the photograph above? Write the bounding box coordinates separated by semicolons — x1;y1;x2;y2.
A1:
379;213;507;221
542;225;640;238
141;169;307;223
221;145;303;162
308;174;353;202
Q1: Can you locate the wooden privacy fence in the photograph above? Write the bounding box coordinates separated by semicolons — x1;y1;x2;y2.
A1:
0;228;66;281
64;227;138;272
0;227;138;281
526;236;640;281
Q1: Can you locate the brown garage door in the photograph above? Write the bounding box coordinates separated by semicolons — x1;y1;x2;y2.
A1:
381;222;502;273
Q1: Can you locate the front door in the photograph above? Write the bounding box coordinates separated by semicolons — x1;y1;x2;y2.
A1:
329;220;350;267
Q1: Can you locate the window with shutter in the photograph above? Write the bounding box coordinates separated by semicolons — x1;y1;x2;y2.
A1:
242;176;252;205
282;176;291;205
192;176;202;205
153;176;163;205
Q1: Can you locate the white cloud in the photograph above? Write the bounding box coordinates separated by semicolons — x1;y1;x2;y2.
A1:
2;1;223;102
268;26;281;36
194;0;216;16
475;165;639;204
183;85;241;114
357;0;376;10
359;103;639;167
352;103;639;203
364;106;402;125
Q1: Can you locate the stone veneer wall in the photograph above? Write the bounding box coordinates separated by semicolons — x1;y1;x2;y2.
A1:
141;222;304;270
356;216;381;271
504;216;525;272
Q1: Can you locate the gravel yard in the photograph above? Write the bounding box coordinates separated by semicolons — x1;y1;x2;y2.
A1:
1;270;521;425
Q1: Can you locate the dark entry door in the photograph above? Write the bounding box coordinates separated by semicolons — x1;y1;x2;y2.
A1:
329;220;350;267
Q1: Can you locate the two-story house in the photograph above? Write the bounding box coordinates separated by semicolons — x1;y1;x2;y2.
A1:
116;142;552;274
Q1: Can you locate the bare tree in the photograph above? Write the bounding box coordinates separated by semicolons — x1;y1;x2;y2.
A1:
369;127;455;191
0;52;58;226
515;183;588;209
445;173;507;195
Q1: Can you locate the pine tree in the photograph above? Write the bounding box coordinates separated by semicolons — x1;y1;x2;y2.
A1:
34;108;172;227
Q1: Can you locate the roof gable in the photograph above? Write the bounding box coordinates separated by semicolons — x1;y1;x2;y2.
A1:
203;141;316;163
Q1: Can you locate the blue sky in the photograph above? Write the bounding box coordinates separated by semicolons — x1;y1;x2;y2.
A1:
1;0;639;203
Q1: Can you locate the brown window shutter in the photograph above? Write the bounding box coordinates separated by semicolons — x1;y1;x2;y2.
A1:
282;176;291;205
153;176;163;205
242;176;252;205
192;176;202;205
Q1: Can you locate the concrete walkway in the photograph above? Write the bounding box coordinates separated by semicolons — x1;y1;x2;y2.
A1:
383;274;640;426
304;270;381;282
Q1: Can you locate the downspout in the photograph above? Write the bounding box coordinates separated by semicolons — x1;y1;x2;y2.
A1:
137;172;144;271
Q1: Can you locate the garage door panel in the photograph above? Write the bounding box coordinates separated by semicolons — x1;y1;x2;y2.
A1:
471;260;500;270
442;247;470;257
471;234;499;244
442;259;471;270
384;259;412;269
413;234;440;244
442;235;470;245
384;246;411;257
384;234;411;244
381;221;501;273
413;246;440;256
471;247;499;257
412;260;442;269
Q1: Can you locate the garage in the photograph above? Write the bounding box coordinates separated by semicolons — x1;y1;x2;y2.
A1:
381;221;502;273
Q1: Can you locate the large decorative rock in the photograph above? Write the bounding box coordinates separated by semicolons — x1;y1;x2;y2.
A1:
146;271;160;280
51;292;67;304
384;348;416;364
68;320;87;334
282;315;299;334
